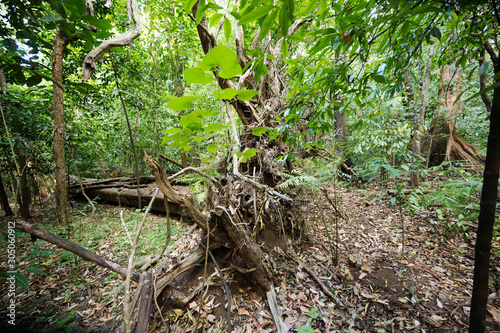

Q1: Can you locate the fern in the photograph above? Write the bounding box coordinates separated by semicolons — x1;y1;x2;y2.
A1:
277;169;319;189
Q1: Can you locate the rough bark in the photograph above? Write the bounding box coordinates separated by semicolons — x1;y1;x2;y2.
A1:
14;219;140;282
0;174;13;216
469;41;500;333
52;28;71;226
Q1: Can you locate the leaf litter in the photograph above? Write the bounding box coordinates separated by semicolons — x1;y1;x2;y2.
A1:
1;179;499;332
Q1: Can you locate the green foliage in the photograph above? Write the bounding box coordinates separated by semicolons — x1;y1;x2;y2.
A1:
295;306;321;333
278;169;319;189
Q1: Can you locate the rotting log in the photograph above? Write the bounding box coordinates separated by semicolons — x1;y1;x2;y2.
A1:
69;177;187;216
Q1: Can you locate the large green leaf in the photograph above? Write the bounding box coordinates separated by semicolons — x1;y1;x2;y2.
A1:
239;5;275;24
167;96;196;111
259;9;278;40
185;0;198;13
214;88;238;100
252;127;268;136
210;13;224;28
198;45;242;78
238;148;260;163
184;68;213;85
224;17;231;41
237;89;259;101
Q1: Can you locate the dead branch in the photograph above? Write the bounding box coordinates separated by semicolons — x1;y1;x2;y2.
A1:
14;219;140;282
160;153;184;168
82;0;141;81
168;166;222;190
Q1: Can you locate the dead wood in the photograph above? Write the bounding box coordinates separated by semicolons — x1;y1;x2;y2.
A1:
14;219;140;282
69;177;186;215
135;272;153;333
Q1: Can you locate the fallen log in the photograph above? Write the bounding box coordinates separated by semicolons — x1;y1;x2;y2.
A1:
69;177;190;216
14;219;140;282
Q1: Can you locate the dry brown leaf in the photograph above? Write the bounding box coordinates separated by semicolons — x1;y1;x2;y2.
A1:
238;308;251;316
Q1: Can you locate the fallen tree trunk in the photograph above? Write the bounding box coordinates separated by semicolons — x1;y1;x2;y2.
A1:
14;219;140;282
69;177;188;216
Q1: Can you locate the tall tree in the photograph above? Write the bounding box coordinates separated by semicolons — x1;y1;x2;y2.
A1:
469;39;500;333
52;27;71;226
411;44;434;187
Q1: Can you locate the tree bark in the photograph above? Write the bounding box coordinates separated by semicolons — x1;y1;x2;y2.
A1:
0;174;13;216
52;28;71;226
469;42;500;333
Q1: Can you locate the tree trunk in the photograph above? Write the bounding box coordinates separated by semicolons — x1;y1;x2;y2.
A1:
469;42;500;333
16;148;30;218
52;28;71;226
425;64;485;166
0;174;13;216
411;44;434;187
334;99;347;153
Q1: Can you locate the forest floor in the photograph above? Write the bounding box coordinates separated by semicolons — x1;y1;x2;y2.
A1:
1;176;500;332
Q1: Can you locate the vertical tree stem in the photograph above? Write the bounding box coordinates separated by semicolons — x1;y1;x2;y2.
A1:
111;57;142;209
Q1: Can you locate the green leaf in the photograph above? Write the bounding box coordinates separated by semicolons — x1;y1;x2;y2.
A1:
239;5;275;24
185;0;198;13
288;34;306;42
390;197;396;205
282;39;289;59
478;62;489;76
206;3;223;11
180;112;203;131
167;96;196;111
195;4;207;26
224;17;231;41
254;58;268;84
464;80;500;103
201;156;214;163
237;89;259;101
239;148;259;163
214;88;238;100
25;267;46;274
252;127;268;136
40;14;63;22
259;9;278;40
204;123;222;133
372;74;386;84
431;27;442;40
26;75;42;87
207;144;217;153
184;68;213;85
7;272;29;291
83;15;112;31
199;45;242;78
279;5;290;36
210;13;224;28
